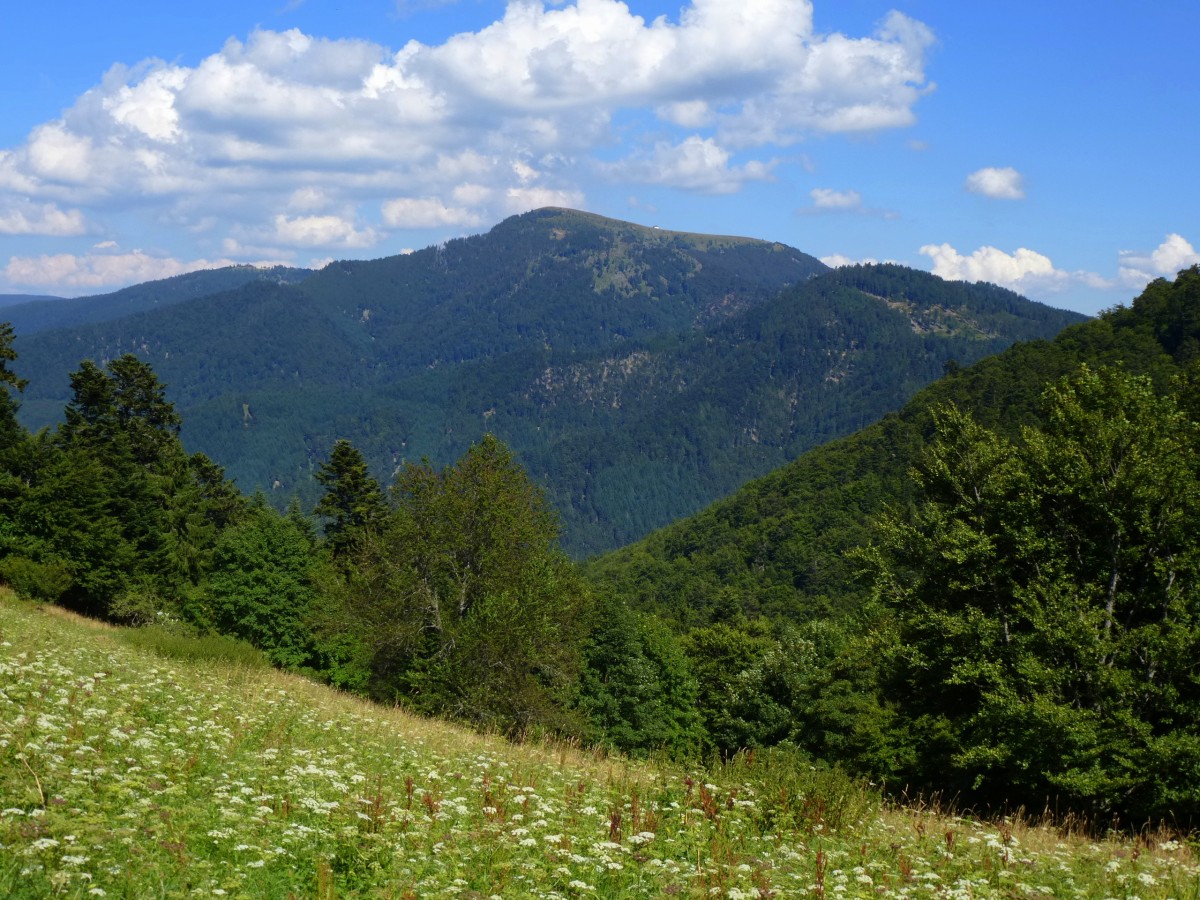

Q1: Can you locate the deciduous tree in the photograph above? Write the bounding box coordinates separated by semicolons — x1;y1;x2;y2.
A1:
868;365;1200;821
341;435;589;734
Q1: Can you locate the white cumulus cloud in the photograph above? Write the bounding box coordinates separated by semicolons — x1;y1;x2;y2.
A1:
920;242;1107;297
0;202;88;236
657;100;714;129
606;136;775;194
503;185;587;214
964;166;1025;200
820;253;880;267
1118;234;1200;289
381;197;483;228
272;214;378;248
801;187;896;218
0;0;935;288
4;251;241;291
810;188;862;210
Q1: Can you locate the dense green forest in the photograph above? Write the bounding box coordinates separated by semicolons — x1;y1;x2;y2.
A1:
11;208;1083;555
0;266;1197;827
586;266;1200;822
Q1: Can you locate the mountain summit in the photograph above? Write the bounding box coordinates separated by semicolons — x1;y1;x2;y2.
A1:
12;208;1084;554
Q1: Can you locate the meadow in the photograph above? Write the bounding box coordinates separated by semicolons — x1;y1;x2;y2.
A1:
1;591;1197;899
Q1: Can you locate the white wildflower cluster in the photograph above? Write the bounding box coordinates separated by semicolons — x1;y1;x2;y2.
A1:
3;598;1199;898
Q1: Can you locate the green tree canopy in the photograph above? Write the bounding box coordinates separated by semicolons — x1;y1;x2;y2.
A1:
6;354;244;616
314;438;389;559
204;496;324;670
868;364;1200;822
0;322;28;452
577;595;703;757
340;435;590;735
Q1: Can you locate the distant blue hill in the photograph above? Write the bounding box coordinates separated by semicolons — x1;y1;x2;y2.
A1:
0;293;63;310
4;265;312;335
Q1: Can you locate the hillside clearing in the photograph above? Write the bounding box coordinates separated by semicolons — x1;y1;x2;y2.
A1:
1;592;1197;898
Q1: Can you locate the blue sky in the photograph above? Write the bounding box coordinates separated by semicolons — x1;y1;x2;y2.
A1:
1;0;1196;314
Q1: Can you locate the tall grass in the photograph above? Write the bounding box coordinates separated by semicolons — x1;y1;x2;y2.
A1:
115;623;272;669
2;591;1197;898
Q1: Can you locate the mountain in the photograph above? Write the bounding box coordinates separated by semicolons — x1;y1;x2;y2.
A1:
2;265;311;335
10;208;1085;555
512;262;1085;553
0;293;63;310
584;266;1200;625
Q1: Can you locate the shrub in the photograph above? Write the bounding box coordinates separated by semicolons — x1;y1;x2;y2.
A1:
0;554;73;602
720;745;880;834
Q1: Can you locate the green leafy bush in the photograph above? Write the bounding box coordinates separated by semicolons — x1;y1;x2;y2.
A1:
720;745;880;834
0;555;72;602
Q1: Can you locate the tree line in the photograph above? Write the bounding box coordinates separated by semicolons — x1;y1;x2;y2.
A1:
0;332;689;749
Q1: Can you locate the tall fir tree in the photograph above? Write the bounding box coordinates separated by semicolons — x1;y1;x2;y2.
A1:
314;438;388;559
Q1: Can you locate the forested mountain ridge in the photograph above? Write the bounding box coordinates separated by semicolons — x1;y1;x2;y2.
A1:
585;266;1200;626
0;293;62;310
12;208;1084;554
580;267;1200;822
517;263;1084;552
3;265;312;335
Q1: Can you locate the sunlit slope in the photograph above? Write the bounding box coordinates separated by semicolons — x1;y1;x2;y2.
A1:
2;594;1197;897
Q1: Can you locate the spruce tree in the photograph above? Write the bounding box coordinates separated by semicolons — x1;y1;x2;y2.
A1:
0;322;28;452
314;438;388;559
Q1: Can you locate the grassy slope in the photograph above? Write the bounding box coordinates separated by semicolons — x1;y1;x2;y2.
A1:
1;593;1197;898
